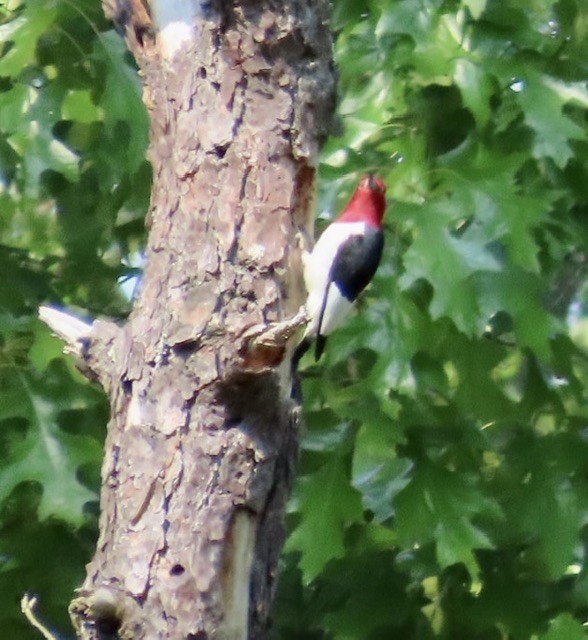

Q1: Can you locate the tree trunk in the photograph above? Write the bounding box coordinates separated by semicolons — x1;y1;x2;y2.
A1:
64;1;336;638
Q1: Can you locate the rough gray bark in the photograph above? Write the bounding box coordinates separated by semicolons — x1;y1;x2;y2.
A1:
61;1;337;638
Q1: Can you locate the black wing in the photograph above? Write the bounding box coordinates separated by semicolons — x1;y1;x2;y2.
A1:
330;228;384;302
313;228;384;361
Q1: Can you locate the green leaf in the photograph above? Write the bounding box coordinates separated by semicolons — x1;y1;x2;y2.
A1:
323;551;414;638
0;514;91;639
92;30;149;172
10;118;80;188
474;270;556;359
516;71;587;167
28;322;68;373
498;434;588;580
394;459;501;576
0;2;57;76
286;455;364;582
0;364;102;525
352;423;412;523
62;89;100;123
462;0;487;20
454;58;494;127
398;200;501;335
442;145;547;273
540;613;588;640
0;82;29;134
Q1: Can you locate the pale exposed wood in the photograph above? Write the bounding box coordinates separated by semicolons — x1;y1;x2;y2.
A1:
38;306;92;358
150;0;200;60
38;306;122;388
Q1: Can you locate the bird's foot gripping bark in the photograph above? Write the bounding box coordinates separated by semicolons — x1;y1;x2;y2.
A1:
237;307;308;373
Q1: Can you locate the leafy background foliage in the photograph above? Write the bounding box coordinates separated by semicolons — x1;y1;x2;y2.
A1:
0;0;587;638
278;0;588;638
0;0;148;636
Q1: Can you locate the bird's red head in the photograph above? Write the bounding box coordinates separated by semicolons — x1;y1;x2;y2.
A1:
337;174;387;228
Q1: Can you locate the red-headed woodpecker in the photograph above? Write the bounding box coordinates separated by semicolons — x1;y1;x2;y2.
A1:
293;174;387;367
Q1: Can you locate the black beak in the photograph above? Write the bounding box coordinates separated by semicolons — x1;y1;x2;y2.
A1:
367;173;376;190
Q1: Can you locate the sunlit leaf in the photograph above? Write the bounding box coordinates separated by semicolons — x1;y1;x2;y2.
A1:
286;455;363;582
540;613;588;640
394;459;501;576
91;30;149;172
0;361;102;525
516;71;587;167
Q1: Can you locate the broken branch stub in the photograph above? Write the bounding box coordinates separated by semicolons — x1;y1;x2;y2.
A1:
38;306;122;390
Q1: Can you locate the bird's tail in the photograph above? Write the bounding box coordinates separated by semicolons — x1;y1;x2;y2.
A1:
291;337;312;401
292;336;312;373
314;334;327;361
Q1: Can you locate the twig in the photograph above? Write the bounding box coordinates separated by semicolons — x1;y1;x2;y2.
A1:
21;594;59;640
